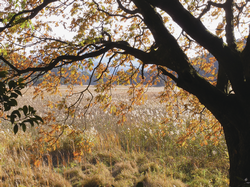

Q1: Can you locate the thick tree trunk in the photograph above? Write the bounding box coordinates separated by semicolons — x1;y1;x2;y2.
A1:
222;119;250;186
176;72;250;186
222;122;240;186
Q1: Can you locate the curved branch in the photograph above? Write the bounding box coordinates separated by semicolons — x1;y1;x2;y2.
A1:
158;66;178;82
224;0;237;50
216;63;229;93
209;1;226;8
93;0;143;20
116;0;139;14
0;0;57;32
147;0;227;57
0;56;20;73
14;41;151;75
94;53;116;82
145;0;246;98
198;1;225;19
132;0;191;73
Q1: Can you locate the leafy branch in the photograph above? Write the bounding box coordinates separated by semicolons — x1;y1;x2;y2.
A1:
0;71;43;134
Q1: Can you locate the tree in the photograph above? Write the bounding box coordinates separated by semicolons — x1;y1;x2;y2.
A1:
1;0;250;186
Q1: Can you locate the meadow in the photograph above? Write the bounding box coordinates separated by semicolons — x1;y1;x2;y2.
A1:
0;86;229;187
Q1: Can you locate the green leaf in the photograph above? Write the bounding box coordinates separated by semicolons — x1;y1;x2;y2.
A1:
9;99;17;106
20;21;26;29
8;80;16;90
10;114;16;124
17;78;26;88
11;110;21;119
21;0;26;10
0;71;7;78
31;24;35;31
18;78;24;84
22;123;26;132
11;93;18;98
35;115;44;123
3;19;8;24
14;124;18;134
3;95;9;101
28;106;35;114
28;119;34;127
4;103;11;111
0;81;5;88
15;90;22;96
23;105;28;116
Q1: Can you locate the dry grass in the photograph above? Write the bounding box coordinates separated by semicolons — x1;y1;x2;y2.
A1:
0;85;229;186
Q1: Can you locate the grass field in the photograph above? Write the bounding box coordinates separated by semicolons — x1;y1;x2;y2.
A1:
0;85;229;186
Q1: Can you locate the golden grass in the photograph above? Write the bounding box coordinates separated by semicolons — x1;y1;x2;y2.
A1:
0;85;229;186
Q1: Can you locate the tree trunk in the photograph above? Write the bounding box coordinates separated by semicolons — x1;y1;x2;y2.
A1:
176;72;250;186
222;119;250;187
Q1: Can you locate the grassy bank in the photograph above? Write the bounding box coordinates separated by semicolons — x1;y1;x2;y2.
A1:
0;86;229;186
0;124;229;187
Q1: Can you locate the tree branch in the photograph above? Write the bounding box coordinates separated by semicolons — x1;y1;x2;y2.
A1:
116;0;139;14
146;0;246;99
157;66;178;83
147;0;227;58
13;41;151;75
241;27;250;82
198;1;225;19
224;0;237;50
133;0;209;86
0;56;20;74
242;27;250;56
216;63;229;94
0;0;57;32
93;0;142;20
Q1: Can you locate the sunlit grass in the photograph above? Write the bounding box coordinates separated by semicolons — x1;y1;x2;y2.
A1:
0;86;229;186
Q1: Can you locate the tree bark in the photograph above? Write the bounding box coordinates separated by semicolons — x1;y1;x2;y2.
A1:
222;119;250;186
222;121;240;186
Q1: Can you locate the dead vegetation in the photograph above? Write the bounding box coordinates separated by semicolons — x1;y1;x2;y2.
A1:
0;86;229;186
